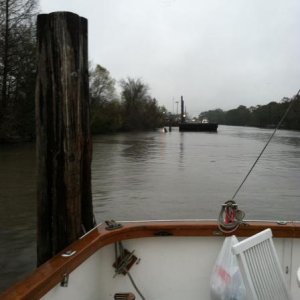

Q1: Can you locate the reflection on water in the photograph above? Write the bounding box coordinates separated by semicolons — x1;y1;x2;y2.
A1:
0;143;36;292
91;127;300;222
1;126;300;291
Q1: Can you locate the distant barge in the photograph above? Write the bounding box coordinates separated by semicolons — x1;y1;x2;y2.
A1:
179;122;218;132
177;96;218;132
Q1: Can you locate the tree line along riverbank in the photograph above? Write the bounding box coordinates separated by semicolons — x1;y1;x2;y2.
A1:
1;1;299;143
199;96;300;130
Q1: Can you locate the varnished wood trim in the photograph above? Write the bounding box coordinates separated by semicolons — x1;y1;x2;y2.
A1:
1;220;300;299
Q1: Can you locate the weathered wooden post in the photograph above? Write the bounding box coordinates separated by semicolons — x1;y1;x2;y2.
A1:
35;12;95;266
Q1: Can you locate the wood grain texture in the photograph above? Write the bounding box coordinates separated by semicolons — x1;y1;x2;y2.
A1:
35;12;94;266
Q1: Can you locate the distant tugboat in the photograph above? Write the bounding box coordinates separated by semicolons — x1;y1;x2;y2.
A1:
178;97;218;132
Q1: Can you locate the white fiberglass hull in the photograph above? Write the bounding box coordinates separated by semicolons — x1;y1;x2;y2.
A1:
2;220;300;300
42;225;300;300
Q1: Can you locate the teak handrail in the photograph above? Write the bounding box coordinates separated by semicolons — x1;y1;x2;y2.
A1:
1;220;300;300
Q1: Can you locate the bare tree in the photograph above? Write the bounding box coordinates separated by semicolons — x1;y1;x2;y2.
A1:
120;77;150;105
119;77;165;130
0;0;37;134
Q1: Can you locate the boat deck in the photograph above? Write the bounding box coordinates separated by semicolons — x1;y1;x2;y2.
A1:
1;220;300;299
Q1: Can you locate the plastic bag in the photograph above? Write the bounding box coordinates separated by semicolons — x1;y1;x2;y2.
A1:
210;236;246;300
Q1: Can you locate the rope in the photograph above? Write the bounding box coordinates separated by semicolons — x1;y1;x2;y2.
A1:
114;241;146;300
218;200;245;233
127;271;146;300
231;90;300;201
218;90;300;233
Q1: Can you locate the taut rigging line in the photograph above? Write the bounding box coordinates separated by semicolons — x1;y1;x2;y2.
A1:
218;89;300;233
231;89;300;201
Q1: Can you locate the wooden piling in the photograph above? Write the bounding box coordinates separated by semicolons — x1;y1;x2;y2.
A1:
35;12;95;266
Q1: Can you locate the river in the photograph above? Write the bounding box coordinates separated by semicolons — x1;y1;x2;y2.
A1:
0;125;300;291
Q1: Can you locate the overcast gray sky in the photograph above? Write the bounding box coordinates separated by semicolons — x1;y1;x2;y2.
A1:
40;0;300;116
